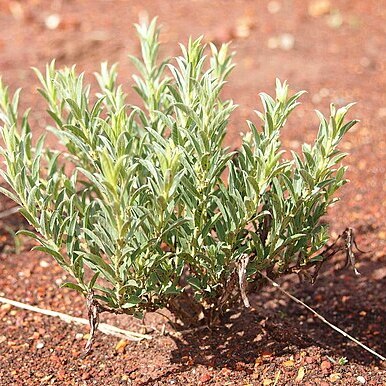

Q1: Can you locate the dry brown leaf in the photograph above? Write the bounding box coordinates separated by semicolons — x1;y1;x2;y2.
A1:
295;366;305;382
329;373;341;383
115;339;129;353
283;360;295;367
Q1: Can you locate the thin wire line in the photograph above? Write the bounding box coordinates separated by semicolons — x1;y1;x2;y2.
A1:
259;272;385;362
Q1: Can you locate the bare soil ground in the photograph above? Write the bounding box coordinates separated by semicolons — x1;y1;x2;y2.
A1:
0;0;385;385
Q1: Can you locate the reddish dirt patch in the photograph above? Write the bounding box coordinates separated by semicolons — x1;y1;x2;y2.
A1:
0;1;385;385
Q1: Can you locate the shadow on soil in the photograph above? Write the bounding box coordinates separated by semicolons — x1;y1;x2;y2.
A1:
151;254;385;385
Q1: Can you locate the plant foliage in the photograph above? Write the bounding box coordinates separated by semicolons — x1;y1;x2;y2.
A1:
0;19;357;326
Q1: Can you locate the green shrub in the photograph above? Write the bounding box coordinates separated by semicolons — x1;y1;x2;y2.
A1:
0;19;357;328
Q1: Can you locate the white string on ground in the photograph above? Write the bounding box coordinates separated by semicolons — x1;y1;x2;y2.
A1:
0;206;19;219
0;296;151;341
259;271;385;362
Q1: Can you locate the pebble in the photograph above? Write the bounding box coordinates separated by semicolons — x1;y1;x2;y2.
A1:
267;1;281;14
234;17;254;39
36;341;45;349
280;33;295;50
39;260;49;268
330;373;341;382
8;1;25;21
327;10;343;29
199;373;212;383
267;33;295;51
308;0;331;17
45;14;61;30
82;372;91;380
0;303;12;312
320;360;332;371
357;376;366;384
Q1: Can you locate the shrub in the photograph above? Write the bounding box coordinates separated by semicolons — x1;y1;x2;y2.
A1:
0;19;357;330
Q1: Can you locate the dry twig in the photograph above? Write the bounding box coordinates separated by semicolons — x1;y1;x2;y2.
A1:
0;296;151;346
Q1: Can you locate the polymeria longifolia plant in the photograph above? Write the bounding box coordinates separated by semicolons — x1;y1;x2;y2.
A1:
0;19;358;339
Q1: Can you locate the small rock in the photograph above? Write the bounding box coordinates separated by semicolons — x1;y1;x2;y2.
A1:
219;367;231;376
312;94;322;104
199;373;212;383
75;333;84;340
378;231;386;239
320;360;332;371
82;372;91;380
28;332;40;340
308;0;331;17
234;17;255;39
357;376;366;384
267;36;279;49
359;57;372;69
319;88;330;97
39;260;49;268
267;1;281;14
327;10;343;29
45;14;61;30
279;33;295;50
371;268;386;281
36;341;45;349
8;1;24;21
40;375;54;382
267;33;295;51
0;303;12;312
330;373;341;382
